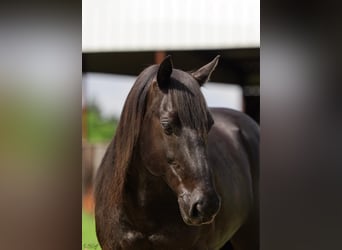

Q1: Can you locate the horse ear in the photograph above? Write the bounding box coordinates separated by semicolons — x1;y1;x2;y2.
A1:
157;55;173;90
192;55;220;86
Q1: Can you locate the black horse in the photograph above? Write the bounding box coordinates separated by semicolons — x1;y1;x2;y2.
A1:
95;56;259;250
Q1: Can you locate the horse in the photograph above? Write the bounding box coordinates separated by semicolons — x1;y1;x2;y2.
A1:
94;55;259;250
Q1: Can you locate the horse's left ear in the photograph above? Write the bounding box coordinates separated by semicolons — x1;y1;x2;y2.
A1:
192;55;220;86
157;55;173;91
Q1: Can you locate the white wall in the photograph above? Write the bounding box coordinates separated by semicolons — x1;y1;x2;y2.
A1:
83;0;260;52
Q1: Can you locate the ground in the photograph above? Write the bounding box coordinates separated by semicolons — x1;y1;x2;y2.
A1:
82;190;100;250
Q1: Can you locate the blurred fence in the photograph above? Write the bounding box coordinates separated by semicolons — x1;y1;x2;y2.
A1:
82;140;109;196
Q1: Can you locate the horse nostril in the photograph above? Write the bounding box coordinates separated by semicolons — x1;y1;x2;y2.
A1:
190;201;204;218
195;202;204;214
189;194;221;221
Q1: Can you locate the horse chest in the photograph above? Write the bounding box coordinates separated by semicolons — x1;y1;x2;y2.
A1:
118;230;150;249
118;229;209;250
119;231;167;249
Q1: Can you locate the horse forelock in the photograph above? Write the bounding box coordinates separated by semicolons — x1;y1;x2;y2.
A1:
169;70;209;135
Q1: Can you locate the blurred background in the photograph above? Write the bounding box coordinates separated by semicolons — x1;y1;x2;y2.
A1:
82;0;259;248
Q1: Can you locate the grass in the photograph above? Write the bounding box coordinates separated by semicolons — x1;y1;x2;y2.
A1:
82;210;101;250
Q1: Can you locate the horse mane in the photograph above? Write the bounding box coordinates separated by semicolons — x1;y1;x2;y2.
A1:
96;65;158;212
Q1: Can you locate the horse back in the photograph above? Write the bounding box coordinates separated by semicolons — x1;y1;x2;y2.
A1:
209;107;259;187
208;107;259;250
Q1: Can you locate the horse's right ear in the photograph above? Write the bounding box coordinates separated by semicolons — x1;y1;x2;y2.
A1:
157;55;173;90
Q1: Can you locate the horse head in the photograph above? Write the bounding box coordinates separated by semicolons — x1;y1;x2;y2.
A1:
139;55;221;226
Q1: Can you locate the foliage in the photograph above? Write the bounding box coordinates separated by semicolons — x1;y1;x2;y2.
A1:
86;103;117;143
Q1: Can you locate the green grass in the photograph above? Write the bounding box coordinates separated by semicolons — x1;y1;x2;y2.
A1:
82;210;101;250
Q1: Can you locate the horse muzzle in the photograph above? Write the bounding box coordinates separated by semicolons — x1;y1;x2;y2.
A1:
178;189;221;226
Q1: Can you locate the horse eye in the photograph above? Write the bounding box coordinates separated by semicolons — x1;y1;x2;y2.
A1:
161;121;173;135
